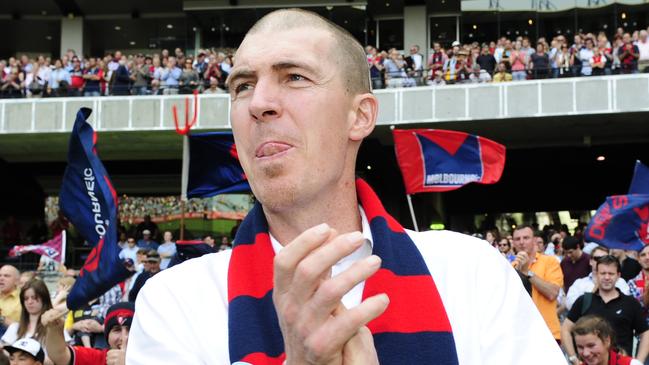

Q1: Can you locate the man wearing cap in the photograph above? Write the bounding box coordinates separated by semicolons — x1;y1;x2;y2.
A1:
41;302;133;365
136;230;158;251
128;9;564;364
5;338;44;365
128;251;160;303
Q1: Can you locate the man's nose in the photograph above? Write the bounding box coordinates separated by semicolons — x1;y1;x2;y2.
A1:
248;77;282;122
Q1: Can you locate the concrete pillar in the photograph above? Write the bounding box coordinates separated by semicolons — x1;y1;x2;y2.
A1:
404;6;428;59
60;17;84;58
194;28;202;55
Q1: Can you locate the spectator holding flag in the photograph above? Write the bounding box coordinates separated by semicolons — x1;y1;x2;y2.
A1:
42;302;133;365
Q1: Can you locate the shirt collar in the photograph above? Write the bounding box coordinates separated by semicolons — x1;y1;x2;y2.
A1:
270;205;374;254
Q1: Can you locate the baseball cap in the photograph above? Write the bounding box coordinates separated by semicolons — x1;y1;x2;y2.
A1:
104;302;135;340
142;229;151;235
5;338;45;363
146;251;160;263
452;40;461;47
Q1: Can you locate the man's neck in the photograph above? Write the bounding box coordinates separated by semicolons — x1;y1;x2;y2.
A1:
598;288;620;303
0;288;15;297
643;269;649;278
571;251;582;263
265;178;361;246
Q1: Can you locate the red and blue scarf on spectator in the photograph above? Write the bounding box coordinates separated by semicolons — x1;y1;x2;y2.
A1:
228;178;459;364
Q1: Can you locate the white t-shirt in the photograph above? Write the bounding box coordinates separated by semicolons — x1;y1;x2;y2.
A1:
636;40;649;61
119;245;138;263
1;322;72;348
128;223;564;364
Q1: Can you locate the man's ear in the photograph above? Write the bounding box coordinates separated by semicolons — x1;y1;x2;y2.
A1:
349;93;378;141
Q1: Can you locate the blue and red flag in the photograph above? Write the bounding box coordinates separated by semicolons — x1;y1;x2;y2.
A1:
629;160;649;195
59;108;132;310
585;195;649;251
393;129;506;194
185;132;250;198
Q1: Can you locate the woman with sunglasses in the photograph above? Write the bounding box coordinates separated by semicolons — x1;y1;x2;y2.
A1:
572;315;641;365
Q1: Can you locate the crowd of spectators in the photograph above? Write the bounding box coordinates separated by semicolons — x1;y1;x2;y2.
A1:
368;26;649;88
1;25;649;99
0;47;234;99
482;223;649;364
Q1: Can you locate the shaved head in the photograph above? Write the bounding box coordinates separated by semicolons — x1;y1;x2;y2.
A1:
0;265;19;294
241;8;370;95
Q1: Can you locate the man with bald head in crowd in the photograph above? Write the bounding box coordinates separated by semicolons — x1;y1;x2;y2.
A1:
128;9;564;364
0;265;21;330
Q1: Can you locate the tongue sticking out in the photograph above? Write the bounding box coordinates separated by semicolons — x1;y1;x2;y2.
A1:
257;143;292;158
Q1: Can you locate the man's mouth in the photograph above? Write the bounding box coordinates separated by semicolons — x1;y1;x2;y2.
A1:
255;142;293;159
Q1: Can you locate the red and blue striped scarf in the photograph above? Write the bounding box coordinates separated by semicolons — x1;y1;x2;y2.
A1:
228;179;458;364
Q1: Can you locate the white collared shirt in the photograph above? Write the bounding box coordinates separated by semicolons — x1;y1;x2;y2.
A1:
269;206;373;309
128;217;565;364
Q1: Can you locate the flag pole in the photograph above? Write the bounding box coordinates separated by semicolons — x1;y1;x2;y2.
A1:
61;230;67;265
406;194;419;232
180;135;189;241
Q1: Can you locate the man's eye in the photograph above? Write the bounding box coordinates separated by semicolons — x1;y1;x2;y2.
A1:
234;83;252;94
288;74;306;82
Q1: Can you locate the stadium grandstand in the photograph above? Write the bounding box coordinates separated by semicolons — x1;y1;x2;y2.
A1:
0;0;647;266
1;1;649;364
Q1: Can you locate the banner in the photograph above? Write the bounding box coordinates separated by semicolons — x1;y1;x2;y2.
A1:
185;132;250;198
629;160;649;195
585;194;649;251
59;108;132;309
393;129;505;194
9;231;66;263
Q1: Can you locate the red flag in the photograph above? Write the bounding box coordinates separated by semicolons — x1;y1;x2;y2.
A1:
9;231;66;264
393;129;506;194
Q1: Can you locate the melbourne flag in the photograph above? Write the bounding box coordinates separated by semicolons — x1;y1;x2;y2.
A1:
59;108;132;309
9;231;66;263
629;160;649;195
185;132;249;198
585;195;649;251
393;129;506;193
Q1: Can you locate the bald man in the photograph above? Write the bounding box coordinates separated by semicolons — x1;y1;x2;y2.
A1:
0;265;21;327
128;9;564;364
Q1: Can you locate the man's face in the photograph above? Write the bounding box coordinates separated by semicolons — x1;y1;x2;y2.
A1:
0;266;18;294
229;28;360;212
596;263;620;292
512;227;536;256
107;325;129;350
163;232;172;242
565;248;582;262
143;233;150;241
127;238;136;248
147;260;160;272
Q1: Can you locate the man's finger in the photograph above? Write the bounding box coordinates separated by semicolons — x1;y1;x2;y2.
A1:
307;255;381;322
289;231;367;302
307;293;389;357
273;223;332;292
